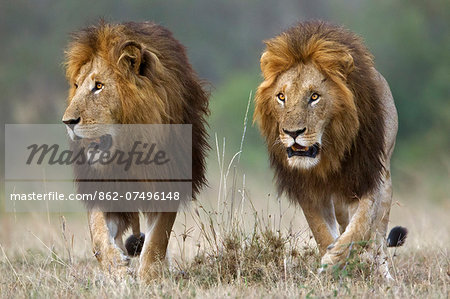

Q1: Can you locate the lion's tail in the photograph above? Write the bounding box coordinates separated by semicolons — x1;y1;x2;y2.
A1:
387;226;408;247
123;213;145;256
123;226;407;255
125;232;145;256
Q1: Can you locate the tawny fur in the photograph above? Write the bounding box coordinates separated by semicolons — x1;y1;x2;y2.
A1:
254;21;399;279
255;21;385;202
63;21;209;281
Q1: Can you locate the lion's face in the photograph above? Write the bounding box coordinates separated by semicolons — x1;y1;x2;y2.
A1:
63;56;121;147
274;63;337;169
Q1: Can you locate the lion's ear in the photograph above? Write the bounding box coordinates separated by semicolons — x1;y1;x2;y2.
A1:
259;51;269;79
116;41;163;77
117;41;143;74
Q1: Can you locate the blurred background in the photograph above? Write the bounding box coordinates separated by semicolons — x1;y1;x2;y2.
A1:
0;3;449;296
0;0;448;208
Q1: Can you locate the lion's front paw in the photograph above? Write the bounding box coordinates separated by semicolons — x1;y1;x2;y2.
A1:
318;244;350;274
94;245;131;276
137;265;159;284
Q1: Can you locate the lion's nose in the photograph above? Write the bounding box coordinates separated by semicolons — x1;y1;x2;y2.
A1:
283;128;306;139
62;117;81;130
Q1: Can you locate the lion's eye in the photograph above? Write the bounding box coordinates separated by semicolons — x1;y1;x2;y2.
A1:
276;92;286;102
74;83;78;88
94;82;104;90
310;93;320;102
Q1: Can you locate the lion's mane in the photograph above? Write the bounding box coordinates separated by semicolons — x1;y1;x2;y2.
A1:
65;21;209;199
254;21;386;202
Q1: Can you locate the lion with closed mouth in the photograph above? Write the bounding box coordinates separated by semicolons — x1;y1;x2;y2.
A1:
254;21;406;279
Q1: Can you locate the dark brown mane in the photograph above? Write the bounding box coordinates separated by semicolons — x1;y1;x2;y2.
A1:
254;21;385;202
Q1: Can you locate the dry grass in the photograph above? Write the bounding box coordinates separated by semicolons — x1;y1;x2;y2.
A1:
0;180;449;298
1;99;449;298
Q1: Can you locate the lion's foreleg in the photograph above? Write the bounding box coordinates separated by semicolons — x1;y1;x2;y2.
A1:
320;171;395;280
301;198;340;256
138;212;176;282
320;194;377;268
88;211;130;276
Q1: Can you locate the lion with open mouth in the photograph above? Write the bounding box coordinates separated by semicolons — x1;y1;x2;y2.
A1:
254;21;406;279
63;21;209;282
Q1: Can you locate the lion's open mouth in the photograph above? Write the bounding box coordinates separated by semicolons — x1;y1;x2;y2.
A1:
286;143;320;158
85;134;113;151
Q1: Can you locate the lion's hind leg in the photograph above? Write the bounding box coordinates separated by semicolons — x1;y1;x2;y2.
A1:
357;168;406;281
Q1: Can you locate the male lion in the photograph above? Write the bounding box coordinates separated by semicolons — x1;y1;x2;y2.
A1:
254;21;405;279
62;22;209;281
